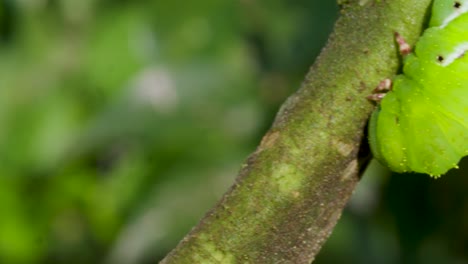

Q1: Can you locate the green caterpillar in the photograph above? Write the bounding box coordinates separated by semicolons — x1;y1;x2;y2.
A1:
368;0;468;177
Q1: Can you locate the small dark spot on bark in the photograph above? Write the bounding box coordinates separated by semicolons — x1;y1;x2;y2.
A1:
358;81;367;92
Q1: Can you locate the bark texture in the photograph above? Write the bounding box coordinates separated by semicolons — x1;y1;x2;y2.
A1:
160;0;431;263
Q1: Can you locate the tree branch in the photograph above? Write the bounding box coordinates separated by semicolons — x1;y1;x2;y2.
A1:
160;0;431;263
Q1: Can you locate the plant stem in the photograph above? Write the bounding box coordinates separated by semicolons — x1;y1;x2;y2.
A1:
160;0;431;263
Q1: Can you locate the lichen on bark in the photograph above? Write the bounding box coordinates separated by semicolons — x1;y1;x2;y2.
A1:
160;1;432;263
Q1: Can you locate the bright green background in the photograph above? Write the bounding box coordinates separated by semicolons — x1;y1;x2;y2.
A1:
0;1;466;263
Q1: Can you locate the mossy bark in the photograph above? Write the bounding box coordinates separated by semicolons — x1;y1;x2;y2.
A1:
160;0;431;263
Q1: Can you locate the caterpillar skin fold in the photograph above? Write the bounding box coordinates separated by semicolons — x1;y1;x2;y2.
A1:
368;0;468;177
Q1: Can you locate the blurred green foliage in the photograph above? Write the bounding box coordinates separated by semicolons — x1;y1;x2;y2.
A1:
0;1;466;264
